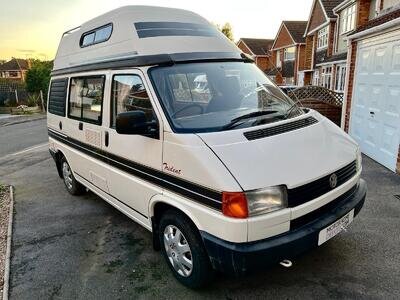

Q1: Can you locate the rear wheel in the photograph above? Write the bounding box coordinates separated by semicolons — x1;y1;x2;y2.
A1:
159;210;214;288
61;157;85;195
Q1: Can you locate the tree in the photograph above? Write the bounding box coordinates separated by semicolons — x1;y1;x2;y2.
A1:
221;23;234;41
25;60;53;96
214;22;234;41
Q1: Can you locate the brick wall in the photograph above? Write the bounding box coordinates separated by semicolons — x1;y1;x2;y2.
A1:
304;72;312;85
237;41;253;55
328;22;336;56
344;41;358;133
304;35;314;70
358;0;372;26
273;26;294;49
308;0;327;33
256;56;273;72
298;44;307;71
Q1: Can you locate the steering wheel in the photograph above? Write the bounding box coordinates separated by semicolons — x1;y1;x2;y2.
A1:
171;103;204;118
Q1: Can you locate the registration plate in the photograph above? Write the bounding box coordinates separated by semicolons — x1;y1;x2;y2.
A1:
318;209;354;246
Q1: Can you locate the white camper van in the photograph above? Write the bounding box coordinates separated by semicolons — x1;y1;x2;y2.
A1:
48;6;366;288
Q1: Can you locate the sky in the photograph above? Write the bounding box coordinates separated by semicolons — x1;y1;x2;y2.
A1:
0;0;313;61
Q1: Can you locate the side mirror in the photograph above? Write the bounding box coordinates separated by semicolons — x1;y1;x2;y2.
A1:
116;111;158;137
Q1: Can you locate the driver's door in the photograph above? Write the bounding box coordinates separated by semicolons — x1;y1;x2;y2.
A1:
105;70;163;219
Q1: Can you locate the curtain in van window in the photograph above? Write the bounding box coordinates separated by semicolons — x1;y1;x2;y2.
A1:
69;76;104;123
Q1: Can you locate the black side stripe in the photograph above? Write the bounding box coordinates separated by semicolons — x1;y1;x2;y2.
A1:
48;129;222;210
134;22;218;38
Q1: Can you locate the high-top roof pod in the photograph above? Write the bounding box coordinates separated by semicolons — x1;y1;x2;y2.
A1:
53;6;242;73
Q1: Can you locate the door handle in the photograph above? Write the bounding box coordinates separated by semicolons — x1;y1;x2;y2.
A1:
105;131;109;147
78;122;83;130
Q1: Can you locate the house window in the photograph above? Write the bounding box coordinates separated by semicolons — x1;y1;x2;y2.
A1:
313;70;320;86
8;71;20;78
320;66;332;90
284;77;295;85
68;76;105;124
80;23;112;47
335;65;347;92
276;51;282;68
383;0;400;10
284;47;296;61
317;26;328;49
341;4;356;34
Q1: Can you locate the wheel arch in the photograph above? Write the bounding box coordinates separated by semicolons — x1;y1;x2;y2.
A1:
149;195;203;251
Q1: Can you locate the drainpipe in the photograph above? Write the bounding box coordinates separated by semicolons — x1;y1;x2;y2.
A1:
341;37;353;130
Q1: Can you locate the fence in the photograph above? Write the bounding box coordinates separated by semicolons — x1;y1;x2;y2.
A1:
0;80;45;110
287;86;343;126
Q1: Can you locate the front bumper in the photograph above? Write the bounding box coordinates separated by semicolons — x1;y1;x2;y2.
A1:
201;179;367;275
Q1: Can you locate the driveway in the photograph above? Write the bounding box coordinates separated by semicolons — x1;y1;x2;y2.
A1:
0;119;399;299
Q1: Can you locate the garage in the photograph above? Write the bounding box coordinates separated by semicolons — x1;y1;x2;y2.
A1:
349;28;400;172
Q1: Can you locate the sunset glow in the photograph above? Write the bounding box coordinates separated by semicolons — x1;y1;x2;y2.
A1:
0;0;312;60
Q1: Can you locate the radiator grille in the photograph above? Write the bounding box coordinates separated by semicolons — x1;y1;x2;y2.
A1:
243;117;318;141
287;160;357;208
290;184;359;231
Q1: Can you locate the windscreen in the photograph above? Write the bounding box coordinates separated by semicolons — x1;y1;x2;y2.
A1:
149;62;302;133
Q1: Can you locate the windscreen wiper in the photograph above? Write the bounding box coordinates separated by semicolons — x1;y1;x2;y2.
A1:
284;100;303;119
222;110;278;130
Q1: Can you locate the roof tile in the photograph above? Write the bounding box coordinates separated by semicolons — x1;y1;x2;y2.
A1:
283;21;308;43
239;38;274;55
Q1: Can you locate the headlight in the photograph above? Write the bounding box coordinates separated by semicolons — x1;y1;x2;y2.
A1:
356;147;362;172
222;186;287;218
246;186;287;216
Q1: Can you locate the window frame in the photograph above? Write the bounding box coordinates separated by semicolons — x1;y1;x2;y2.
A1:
320;66;332;90
67;75;106;125
334;65;347;92
317;26;329;50
276;51;282;68
283;46;296;61
109;73;158;129
341;4;356;34
80;23;113;48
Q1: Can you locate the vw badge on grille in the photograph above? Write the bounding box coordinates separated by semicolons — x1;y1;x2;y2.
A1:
329;173;338;189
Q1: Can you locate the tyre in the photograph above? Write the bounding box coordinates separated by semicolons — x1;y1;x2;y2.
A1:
60;157;85;195
159;209;214;288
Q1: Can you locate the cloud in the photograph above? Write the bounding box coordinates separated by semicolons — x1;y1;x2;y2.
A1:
17;49;36;54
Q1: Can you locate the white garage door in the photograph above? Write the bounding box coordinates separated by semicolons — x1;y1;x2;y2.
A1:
350;29;400;172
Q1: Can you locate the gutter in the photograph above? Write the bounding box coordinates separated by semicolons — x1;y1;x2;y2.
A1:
346;17;400;41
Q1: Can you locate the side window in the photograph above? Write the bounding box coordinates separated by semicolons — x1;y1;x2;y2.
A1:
80;23;112;47
48;78;68;116
111;75;155;127
68;76;104;124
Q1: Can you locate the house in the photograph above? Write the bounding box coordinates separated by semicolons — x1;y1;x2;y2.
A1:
270;21;308;86
236;38;275;73
341;0;400;174
302;0;348;92
0;58;30;81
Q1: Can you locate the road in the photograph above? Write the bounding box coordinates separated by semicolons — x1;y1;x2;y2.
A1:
0;118;48;157
0;117;399;299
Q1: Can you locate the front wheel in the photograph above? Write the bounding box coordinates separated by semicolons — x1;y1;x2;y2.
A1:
159;210;214;288
61;157;85;195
